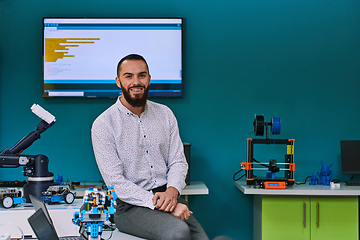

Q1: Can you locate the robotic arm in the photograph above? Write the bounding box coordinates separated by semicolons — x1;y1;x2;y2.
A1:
1;104;55;156
0;104;56;202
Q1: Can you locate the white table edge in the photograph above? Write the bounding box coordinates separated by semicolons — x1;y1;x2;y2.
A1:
234;181;360;196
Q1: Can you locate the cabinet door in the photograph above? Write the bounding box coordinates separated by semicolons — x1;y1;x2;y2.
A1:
310;197;358;240
262;197;310;240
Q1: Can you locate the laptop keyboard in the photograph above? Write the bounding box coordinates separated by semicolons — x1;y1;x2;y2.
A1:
60;237;81;240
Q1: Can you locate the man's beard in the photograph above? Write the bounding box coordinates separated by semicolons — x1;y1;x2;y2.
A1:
120;83;149;108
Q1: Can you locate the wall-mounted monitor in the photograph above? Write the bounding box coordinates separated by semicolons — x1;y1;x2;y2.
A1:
43;18;183;98
340;140;360;174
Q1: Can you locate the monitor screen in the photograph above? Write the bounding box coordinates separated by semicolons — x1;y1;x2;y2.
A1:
43;18;183;98
340;140;360;174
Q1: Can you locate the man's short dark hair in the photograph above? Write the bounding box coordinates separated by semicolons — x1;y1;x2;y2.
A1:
117;54;149;77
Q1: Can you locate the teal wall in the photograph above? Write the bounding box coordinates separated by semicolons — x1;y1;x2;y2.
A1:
1;0;359;239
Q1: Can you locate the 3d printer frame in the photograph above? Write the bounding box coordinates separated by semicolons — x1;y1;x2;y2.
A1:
241;138;295;188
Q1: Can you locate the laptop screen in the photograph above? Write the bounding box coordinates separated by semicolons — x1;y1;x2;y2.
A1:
29;194;54;225
28;208;59;240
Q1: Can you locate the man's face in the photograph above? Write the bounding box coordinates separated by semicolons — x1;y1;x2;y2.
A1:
116;59;151;107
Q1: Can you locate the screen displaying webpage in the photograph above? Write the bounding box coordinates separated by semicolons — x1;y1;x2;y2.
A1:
43;18;183;98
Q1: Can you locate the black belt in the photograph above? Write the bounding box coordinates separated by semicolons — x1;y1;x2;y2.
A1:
150;184;167;193
115;184;167;207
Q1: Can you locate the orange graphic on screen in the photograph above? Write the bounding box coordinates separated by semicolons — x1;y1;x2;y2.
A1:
45;38;100;62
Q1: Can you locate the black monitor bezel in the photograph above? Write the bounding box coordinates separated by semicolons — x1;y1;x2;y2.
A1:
42;17;184;99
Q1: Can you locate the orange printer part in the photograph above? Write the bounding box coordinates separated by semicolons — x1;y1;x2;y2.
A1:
241;162;252;171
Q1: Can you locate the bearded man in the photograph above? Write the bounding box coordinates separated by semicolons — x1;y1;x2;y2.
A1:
91;54;209;240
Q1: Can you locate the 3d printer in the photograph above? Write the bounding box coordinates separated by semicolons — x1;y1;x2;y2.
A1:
241;115;295;189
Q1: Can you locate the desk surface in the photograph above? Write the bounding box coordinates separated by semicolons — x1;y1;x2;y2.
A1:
0;199;147;239
0;198;84;212
235;181;360;196
182;181;209;195
71;181;209;197
0;181;208;240
0;181;208;212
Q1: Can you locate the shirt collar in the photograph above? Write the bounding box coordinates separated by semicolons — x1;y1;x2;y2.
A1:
116;97;149;117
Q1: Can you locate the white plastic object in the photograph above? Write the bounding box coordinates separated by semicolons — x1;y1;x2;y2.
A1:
31;104;56;124
330;182;340;189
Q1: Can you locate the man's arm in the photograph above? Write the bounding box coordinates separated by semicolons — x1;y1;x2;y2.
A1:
152;107;188;213
165;108;188;195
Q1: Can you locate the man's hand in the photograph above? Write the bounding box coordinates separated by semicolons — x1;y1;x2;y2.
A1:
152;186;178;212
171;203;193;221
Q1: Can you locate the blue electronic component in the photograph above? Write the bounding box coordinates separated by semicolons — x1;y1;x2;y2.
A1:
40;185;76;204
0;188;26;208
72;186;117;240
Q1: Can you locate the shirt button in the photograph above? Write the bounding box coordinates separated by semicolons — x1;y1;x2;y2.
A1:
146;151;149;153
144;135;146;138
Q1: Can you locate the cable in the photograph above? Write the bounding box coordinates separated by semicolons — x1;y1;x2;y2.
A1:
296;176;341;185
233;158;265;181
295;176;312;185
101;223;116;240
233;169;245;181
0;222;24;240
102;230;114;240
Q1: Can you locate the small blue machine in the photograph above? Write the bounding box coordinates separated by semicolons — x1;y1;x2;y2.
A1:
40;185;76;204
72;186;117;240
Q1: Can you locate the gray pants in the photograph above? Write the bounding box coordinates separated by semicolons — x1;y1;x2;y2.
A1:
114;197;209;240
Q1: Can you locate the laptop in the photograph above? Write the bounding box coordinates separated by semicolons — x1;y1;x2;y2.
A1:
28;195;84;240
29;194;54;225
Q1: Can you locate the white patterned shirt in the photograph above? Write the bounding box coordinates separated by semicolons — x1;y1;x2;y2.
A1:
91;98;188;209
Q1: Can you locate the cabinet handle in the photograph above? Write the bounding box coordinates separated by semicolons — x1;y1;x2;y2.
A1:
316;202;319;227
303;202;306;227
